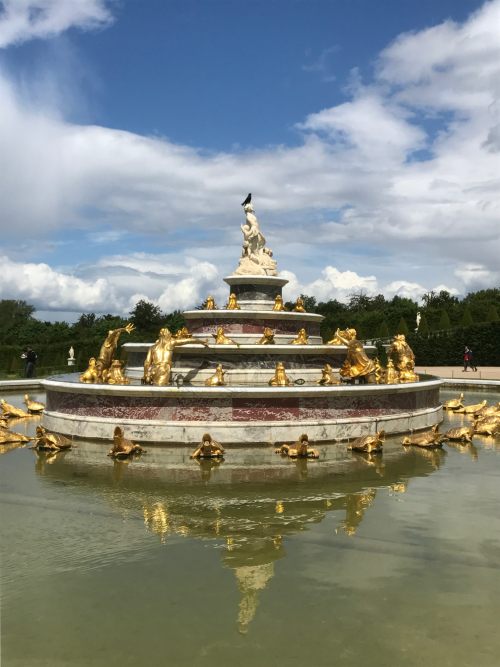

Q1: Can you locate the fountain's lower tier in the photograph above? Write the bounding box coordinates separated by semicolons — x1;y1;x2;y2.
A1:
42;374;442;444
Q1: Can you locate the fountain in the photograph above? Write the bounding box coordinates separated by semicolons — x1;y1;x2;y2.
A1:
42;196;442;443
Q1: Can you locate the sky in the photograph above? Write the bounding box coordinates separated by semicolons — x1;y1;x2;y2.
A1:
0;0;499;321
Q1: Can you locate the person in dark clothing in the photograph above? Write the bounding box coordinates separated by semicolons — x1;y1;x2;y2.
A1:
468;347;477;372
22;347;38;378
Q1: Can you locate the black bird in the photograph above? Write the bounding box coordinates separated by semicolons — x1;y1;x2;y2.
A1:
241;193;252;207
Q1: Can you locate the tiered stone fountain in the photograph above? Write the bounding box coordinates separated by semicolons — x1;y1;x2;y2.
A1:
43;197;441;444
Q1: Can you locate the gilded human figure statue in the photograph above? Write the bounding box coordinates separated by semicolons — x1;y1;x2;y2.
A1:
226;293;240;310
291;328;308;345
273;295;285;311
213;326;239;345
258;327;275;344
143;327;208;386
334;328;376;382
204;296;217;310
316;363;339;385
388;334;418;383
205;364;226;386
96;323;135;381
234;195;277;276
293;297;306;312
268;362;293;386
191;433;225;459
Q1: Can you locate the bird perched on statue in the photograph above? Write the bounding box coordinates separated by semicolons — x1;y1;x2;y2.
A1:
241;193;251;207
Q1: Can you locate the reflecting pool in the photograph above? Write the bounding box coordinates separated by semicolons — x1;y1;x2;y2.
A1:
1;388;500;667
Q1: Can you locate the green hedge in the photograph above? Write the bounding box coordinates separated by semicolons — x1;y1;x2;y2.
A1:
407;321;500;366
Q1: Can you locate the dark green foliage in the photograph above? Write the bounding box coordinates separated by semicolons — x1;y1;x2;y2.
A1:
462;306;473;327
438;310;451;330
129;299;164;335
408;322;500;366
417;313;430;335
376;321;390;339
487;305;499;322
396;317;410;337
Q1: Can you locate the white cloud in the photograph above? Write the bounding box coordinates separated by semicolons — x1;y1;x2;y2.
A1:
0;0;113;48
0;0;499;310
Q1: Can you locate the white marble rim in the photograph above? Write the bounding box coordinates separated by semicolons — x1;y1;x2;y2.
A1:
42;376;442;396
223;274;289;286
42;405;443;443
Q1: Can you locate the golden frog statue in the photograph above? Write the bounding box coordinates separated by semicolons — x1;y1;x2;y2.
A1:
108;426;145;459
105;359;130;385
443;393;464;410
23;394;45;413
273;295;285;311
175;326;191;339
348;431;385;453
388;334;418;383
212;326;239;345
258;327;275;344
442;425;474;442
32;425;72;451
293;296;306;312
205;364;226;386
143;327;208;386
268;362;293;386
316;363;339;385
275;434;319;458
384;359;400;384
291;328;308;345
204;296;217;310
80;357;99;383
191;433;225;459
335;329;376;382
327;328;348;345
226;293;240;310
402;425;443;448
0;399;30;419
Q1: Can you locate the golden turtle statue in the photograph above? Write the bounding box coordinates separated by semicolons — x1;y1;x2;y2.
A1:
402;425;443;448
454;400;487;414
443;393;464;410
23;394;45;414
348;431;385;453
0;399;31;419
32;426;72;451
442;425;474;443
473;418;500;436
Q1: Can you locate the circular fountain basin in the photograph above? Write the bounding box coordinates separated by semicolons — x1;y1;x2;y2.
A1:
42;373;442;444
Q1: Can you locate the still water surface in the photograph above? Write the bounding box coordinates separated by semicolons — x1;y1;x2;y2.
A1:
1;388;500;667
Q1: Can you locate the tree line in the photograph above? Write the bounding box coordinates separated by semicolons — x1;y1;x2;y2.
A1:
0;287;499;375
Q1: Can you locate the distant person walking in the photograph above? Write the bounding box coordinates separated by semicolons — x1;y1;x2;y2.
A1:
22;346;38;378
462;346;477;372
